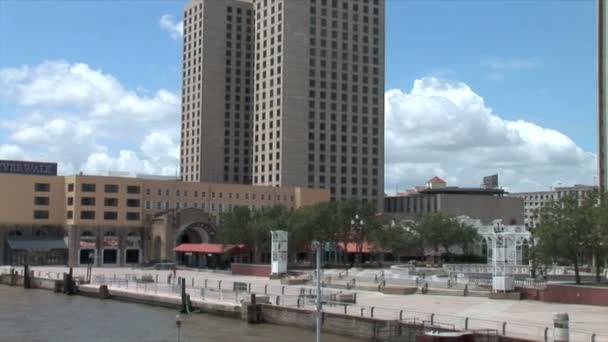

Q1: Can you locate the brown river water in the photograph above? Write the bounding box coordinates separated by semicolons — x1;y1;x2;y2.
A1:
0;286;358;342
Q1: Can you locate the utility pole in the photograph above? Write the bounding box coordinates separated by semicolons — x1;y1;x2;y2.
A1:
313;241;322;342
599;0;607;193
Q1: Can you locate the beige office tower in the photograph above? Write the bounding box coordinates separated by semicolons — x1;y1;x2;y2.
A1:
599;0;607;193
252;0;385;208
181;0;254;184
182;0;385;208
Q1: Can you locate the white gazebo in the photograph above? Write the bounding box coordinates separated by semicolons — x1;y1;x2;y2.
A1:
459;217;532;291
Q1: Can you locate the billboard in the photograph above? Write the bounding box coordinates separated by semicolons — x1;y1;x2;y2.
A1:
483;174;499;189
0;160;58;176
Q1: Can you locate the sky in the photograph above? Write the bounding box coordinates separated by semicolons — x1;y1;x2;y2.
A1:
0;0;599;193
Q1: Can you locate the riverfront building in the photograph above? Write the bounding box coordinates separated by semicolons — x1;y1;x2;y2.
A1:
510;184;598;228
383;176;524;225
180;0;386;209
0;161;328;267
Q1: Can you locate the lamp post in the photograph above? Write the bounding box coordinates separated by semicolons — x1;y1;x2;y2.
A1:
350;215;365;267
175;314;182;342
312;241;323;342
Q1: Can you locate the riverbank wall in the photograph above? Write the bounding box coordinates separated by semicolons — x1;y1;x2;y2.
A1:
0;274;539;342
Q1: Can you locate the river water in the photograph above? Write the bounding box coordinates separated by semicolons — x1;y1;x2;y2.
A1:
0;286;357;342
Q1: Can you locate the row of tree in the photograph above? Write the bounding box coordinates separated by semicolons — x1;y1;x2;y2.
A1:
533;191;608;283
218;199;478;264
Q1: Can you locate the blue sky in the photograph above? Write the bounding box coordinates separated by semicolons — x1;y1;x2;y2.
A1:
0;0;599;191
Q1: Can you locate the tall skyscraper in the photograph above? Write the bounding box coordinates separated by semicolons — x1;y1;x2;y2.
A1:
181;0;254;184
599;0;607;193
181;0;385;208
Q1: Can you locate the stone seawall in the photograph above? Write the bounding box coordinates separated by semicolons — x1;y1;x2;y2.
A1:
261;304;421;341
0;274;541;341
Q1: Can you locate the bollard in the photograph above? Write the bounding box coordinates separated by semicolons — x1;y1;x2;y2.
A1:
430;313;435;325
192;278;194;287
344;305;347;314
502;322;507;336
23;265;31;289
275;296;280;305
553;312;569;342
360;308;364;317
155;274;158;283
544;327;549;342
297;297;301;308
218;280;222;290
248;283;252;293
282;286;285;295
353;292;357;304
592;333;596;342
205;279;208;288
399;310;403;320
264;284;268;295
371;307;374;318
465;317;469;330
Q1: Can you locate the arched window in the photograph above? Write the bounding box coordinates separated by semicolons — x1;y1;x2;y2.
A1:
81;231;94;237
127;232;139;237
8;230;22;237
104;231;116;237
34;230;47;237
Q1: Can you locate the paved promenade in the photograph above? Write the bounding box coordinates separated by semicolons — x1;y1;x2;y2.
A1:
18;266;608;341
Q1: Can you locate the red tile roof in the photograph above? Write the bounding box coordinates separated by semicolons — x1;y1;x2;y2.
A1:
427;176;446;184
174;243;245;254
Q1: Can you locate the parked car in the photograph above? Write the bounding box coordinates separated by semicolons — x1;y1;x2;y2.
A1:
151;262;177;270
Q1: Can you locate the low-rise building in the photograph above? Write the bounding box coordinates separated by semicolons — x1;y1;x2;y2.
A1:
384;176;523;225
510;184;597;228
0;161;329;267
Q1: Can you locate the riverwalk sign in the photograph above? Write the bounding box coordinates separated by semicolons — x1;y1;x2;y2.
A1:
271;230;288;275
0;160;58;176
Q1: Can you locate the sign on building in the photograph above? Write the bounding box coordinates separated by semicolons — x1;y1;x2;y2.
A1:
483;174;499;189
270;230;288;275
0;160;58;176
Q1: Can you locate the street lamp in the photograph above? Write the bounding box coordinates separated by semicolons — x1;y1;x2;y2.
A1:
350;214;365;267
175;314;182;342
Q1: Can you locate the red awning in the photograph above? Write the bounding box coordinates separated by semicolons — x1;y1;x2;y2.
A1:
174;243;245;254
338;241;382;254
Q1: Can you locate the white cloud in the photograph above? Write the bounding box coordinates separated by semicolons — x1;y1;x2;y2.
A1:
0;144;26;160
0;61;179;126
159;14;183;40
482;57;540;70
0;60;596;193
481;57;539;81
0;61;180;177
385;77;597;193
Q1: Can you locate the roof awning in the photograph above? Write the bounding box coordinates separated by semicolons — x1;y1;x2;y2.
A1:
7;239;68;251
338;241;388;254
174;243;246;254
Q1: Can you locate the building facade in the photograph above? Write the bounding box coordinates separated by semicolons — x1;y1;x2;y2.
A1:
599;0;608;193
180;0;385;209
384;177;524;225
510;184;598;228
0;173;328;267
181;0;254;184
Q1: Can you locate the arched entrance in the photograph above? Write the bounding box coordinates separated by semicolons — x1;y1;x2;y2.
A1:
175;221;215;245
174;221;216;267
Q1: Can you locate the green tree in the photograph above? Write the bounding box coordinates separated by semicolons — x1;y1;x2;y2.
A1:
411;213;477;257
372;219;422;257
533;193;595;284
219;205;292;264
